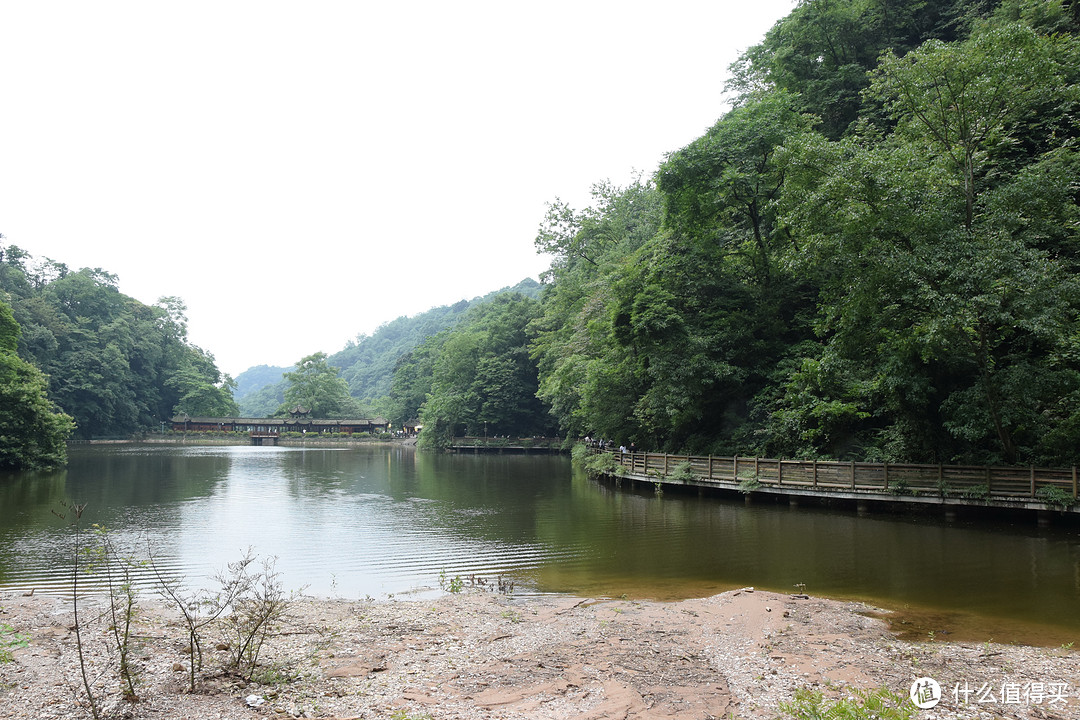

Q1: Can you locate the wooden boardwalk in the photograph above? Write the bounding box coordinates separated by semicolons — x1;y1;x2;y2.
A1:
602;451;1080;518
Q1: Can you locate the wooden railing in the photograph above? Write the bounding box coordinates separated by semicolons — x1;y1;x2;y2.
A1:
611;452;1078;503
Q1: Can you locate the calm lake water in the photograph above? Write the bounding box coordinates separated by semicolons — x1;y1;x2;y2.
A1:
2;443;1079;644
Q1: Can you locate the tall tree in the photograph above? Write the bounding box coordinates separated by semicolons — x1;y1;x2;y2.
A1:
279;352;361;418
0;299;75;469
658;90;812;283
870;23;1069;229
530;178;663;439
167;347;240;418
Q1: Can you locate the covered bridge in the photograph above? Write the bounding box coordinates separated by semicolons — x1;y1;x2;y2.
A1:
170;414;390;435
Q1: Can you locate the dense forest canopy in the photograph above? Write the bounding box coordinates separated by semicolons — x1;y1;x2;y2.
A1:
406;0;1080;464
0;244;238;444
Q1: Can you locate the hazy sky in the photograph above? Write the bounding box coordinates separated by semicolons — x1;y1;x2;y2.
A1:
1;1;793;377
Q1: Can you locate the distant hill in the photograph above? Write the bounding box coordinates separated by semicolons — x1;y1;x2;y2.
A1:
234;377;288;417
233;364;292;400
332;278;541;401
234;278;541;415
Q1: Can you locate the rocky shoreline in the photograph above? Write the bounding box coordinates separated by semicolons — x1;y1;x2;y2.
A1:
2;588;1077;719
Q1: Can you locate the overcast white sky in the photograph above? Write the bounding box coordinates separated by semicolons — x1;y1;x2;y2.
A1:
1;1;793;377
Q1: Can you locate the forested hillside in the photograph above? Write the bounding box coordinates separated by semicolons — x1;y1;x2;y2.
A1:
0;246;238;442
387;291;556;441
408;0;1080;464
332;277;541;401
235;278;541;418
234;364;291;400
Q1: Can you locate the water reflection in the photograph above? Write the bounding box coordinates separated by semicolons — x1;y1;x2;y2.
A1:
1;444;1078;644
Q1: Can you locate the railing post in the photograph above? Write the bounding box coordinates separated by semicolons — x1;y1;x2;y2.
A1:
587;451;1078;507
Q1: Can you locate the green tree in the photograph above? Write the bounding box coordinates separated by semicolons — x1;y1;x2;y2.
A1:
0;248;240;438
530;177;663;439
994;0;1080;35
525;5;1080;465
869;22;1071;229
279;352;360;418
385;343;438;428
658;90;812;282
168;347;240;418
417;294;552;445
770;22;1080;463
730;0;984;139
530;93;818;452
0;299;75;469
328;279;540;406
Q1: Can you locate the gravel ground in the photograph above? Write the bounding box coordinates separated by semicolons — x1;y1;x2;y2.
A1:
1;587;1077;719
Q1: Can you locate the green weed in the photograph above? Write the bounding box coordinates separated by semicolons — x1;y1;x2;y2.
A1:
779;687;914;720
666;461;696;483
438;570;464;593
960;484;990;500
390;710;435;720
1036;485;1074;509
0;621;29;663
739;478;762;494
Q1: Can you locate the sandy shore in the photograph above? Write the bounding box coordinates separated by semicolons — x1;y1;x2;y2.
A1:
2;587;1077;719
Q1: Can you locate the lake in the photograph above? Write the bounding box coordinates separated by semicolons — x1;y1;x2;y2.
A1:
1;443;1078;645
